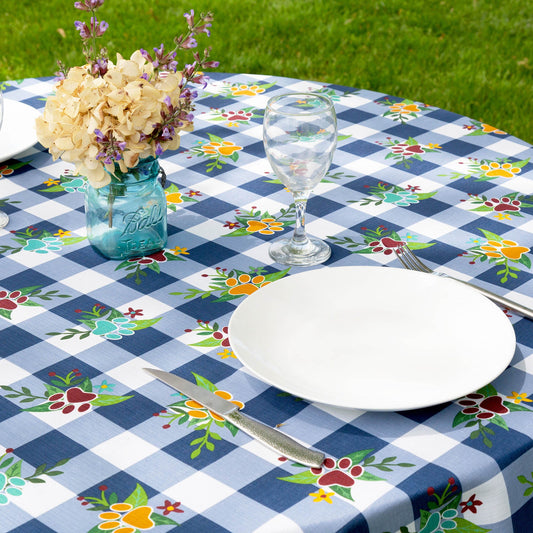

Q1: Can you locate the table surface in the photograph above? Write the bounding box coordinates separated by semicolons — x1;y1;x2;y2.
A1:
1;72;532;533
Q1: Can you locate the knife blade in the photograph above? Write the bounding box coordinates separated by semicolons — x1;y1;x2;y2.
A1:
144;368;325;468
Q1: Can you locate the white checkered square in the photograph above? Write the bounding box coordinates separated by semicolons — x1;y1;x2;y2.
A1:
0;359;31;385
392;425;458;461
164;471;235;513
91;431;159;470
12;476;76;518
61;270;115;293
25;199;73;220
253;514;303;533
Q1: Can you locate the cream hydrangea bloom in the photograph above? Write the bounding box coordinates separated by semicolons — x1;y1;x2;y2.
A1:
36;50;187;188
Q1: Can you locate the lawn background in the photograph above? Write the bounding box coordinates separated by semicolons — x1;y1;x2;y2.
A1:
2;0;532;144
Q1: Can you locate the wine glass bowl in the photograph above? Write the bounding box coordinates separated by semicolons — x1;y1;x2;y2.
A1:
263;92;337;266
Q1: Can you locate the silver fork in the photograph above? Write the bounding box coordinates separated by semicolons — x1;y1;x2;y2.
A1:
395;245;533;320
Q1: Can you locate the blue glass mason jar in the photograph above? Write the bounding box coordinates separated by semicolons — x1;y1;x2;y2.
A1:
84;157;167;260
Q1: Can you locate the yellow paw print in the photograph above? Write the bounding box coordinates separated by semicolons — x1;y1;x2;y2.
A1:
479;162;521;178
246;218;284;235
481;123;506;135
389;103;420;114
98;503;154;532
230;84;265;97
480;239;529;260
165;191;183;205
225;274;271;295
201;141;243;157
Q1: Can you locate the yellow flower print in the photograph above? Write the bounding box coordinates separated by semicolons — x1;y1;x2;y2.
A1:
481;123;506;135
309;488;335;503
98;502;154;531
506;391;532;404
246;218;284;235
201;141;243;157
479;162;521;178
170;246;189;255
218;348;236;359
389;102;420;114
54;229;71;237
44;178;60;186
165;190;183;205
225;273;271;295
184;390;244;422
230;84;265;97
494;213;512;221
426;143;441;149
480;239;530;260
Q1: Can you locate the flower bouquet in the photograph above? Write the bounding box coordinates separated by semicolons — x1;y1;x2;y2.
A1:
35;0;218;259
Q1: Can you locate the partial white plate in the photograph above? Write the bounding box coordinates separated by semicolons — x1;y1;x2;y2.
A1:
228;266;516;411
0;99;41;163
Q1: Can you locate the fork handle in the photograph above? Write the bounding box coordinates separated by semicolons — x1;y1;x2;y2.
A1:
452;277;533;320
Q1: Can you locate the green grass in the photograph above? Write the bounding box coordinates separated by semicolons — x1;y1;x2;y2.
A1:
2;0;532;143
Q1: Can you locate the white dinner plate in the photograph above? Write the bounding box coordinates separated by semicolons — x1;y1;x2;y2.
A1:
0;99;41;163
228;266;516;411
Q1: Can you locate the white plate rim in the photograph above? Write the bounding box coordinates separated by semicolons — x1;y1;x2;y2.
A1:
228;266;516;411
0;99;40;163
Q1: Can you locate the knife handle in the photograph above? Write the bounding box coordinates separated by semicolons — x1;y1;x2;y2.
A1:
451;277;533;320
225;410;325;468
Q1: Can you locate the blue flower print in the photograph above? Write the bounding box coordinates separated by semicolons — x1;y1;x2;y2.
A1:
383;190;419;207
97;379;115;393
0;472;26;505
23;236;64;254
92;317;136;340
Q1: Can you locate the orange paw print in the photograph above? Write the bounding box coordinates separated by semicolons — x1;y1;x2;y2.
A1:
480;239;530;260
201;141;243;157
480;162;521;178
225;274;271;295
98;503;154;532
389;103;420;114
185;390;244;422
230;84;265;97
246;218;284;235
481;124;506;135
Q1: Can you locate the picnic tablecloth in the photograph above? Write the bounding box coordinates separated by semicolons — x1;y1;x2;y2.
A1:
1;72;532;532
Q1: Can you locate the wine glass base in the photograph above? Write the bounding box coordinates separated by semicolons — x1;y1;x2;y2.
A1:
269;236;331;266
0;211;8;229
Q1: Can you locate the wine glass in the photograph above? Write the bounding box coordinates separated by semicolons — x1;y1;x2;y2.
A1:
263;92;337;266
0;90;8;229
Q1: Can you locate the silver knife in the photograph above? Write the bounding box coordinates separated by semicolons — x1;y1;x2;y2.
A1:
144;368;325;468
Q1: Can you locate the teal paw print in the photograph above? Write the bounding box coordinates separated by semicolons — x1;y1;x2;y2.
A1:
23;237;63;254
62;177;86;193
92;317;136;340
0;472;26;505
383;190;419;207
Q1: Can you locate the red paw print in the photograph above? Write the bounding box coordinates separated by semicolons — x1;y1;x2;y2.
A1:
369;237;406;255
484;197;521;212
0;290;29;310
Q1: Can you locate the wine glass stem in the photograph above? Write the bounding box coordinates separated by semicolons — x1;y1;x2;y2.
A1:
291;192;310;247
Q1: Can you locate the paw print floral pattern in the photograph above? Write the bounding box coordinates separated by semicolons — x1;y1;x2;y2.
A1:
170;265;290;302
460;229;531;283
46;303;161;341
445;156;530;181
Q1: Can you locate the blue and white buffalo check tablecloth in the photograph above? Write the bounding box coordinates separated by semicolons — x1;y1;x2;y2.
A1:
1;73;532;532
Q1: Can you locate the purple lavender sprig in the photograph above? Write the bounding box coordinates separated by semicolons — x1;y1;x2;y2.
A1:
94;130;126;164
74;0;109;77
